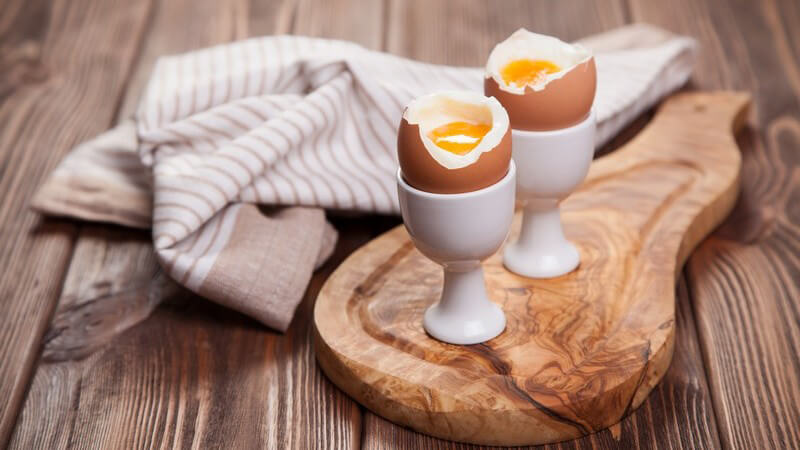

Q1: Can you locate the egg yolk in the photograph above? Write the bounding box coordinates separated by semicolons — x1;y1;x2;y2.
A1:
428;121;492;155
501;59;561;87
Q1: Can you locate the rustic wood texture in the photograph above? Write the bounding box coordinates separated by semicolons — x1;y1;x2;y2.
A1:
629;1;800;448
8;1;383;448
27;0;256;365
2;0;798;449
36;0;274;368
315;92;748;446
385;0;628;66
8;216;383;449
0;0;154;446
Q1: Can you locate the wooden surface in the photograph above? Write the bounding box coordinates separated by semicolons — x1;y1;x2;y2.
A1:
315;92;748;446
0;0;797;449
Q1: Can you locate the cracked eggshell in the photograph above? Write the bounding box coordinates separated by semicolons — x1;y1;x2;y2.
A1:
397;91;511;194
484;29;597;131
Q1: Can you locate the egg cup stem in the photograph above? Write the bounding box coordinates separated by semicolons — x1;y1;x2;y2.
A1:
423;265;506;345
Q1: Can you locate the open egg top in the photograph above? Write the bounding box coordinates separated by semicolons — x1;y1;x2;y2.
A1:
486;28;592;95
402;91;509;170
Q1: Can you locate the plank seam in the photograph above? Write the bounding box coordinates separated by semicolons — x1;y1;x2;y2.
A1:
621;0;634;26
0;224;80;449
683;266;728;450
109;0;159;123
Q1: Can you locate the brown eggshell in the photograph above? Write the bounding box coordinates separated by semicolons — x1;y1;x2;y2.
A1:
397;119;511;194
484;57;596;131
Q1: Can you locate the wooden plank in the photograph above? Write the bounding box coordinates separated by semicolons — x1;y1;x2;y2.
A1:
360;1;724;448
8;217;392;449
384;0;628;66
629;0;800;448
8;0;278;447
9;0;389;447
19;0;277;374
294;0;386;49
0;0;154;445
7;0;273;446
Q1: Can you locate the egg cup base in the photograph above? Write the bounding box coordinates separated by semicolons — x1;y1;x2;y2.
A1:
503;202;580;278
423;266;506;345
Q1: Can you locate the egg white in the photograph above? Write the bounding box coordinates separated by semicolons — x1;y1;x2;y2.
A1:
403;91;509;170
485;28;592;95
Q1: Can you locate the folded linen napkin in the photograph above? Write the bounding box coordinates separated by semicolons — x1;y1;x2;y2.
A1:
32;24;697;331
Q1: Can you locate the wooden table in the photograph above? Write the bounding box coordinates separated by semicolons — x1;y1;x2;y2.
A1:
1;0;798;448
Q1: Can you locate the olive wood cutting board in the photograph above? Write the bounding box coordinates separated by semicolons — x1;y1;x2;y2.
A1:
314;92;749;446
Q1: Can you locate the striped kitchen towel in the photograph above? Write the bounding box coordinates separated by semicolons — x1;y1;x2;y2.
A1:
32;24;697;331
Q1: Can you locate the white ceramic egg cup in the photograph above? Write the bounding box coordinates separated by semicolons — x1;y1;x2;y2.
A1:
503;110;595;279
397;162;516;345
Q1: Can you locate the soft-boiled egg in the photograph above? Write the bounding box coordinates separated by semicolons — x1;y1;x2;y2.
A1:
484;29;596;131
397;91;511;194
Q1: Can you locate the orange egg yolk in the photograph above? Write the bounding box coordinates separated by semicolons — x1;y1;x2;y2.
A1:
501;59;561;87
428;121;492;155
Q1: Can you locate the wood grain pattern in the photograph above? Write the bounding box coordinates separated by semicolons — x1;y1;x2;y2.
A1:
315;91;749;446
361;279;722;450
8;215;397;449
8;217;383;449
630;0;800;448
0;0;154;445
9;1;382;448
40;228;177;362
25;0;259;366
8;0;257;443
3;0;798;448
385;0;628;66
34;0;267;366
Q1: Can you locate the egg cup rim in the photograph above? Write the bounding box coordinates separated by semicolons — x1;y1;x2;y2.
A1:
396;160;516;200
509;108;596;135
